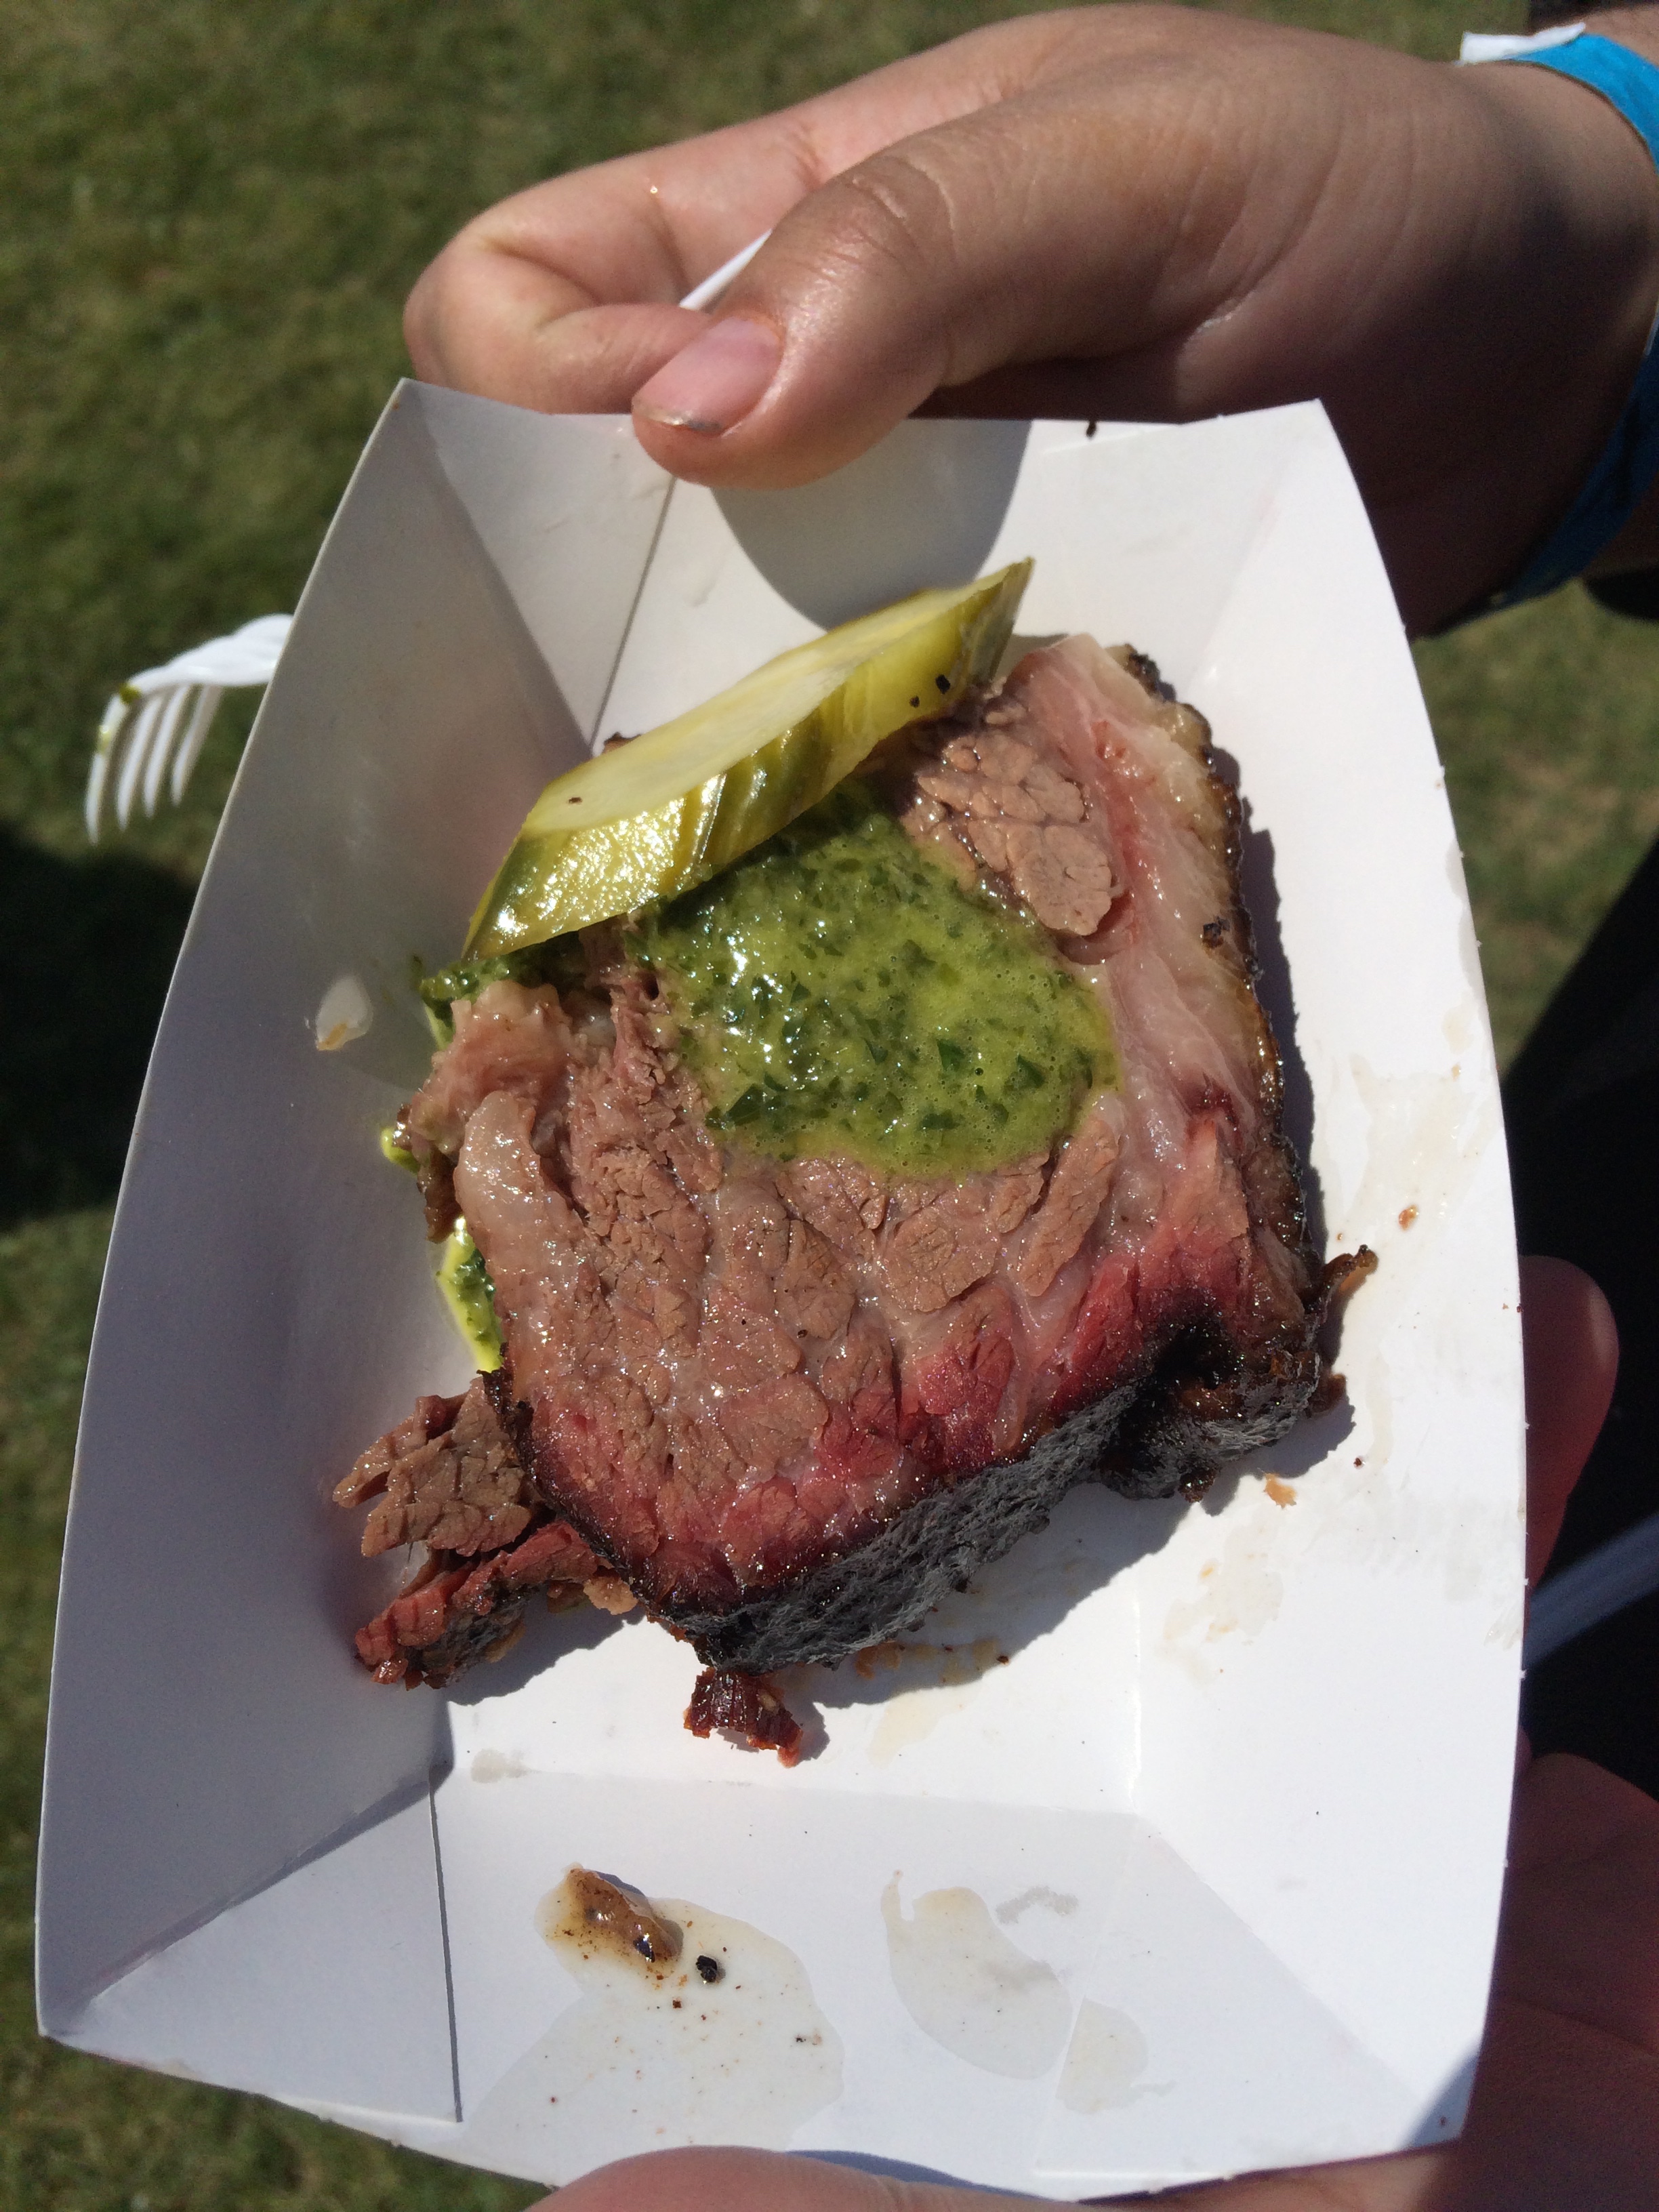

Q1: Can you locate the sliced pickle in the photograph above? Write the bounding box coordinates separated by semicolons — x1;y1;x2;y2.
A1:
465;560;1031;958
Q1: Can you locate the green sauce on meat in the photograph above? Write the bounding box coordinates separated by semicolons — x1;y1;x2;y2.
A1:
437;1217;502;1372
640;780;1115;1177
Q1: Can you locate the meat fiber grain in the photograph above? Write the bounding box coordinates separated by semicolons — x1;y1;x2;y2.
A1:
344;1375;602;1685
341;640;1350;1683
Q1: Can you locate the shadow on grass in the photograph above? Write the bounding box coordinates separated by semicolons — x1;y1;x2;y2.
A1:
0;823;193;1230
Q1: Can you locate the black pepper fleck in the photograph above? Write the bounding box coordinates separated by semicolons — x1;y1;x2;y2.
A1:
909;695;920;708
695;1954;724;1983
1202;918;1226;945
935;674;951;694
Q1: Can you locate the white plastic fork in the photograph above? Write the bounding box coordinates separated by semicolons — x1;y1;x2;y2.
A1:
83;231;777;842
678;228;770;312
85;613;293;841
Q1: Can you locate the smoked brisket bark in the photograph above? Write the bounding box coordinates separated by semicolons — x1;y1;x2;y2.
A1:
344;638;1345;1683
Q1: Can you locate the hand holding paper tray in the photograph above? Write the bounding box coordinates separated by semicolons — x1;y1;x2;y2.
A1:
39;389;1522;2197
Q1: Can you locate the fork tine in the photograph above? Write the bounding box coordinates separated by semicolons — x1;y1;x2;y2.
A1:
169;684;224;805
115;692;167;830
141;686;193;817
85;691;135;842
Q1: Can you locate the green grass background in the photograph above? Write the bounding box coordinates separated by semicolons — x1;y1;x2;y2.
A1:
4;2;1658;2205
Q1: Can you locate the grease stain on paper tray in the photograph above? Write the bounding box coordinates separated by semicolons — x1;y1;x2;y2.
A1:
882;1880;1070;2076
857;1638;1007;1765
998;1885;1079;1925
880;1883;1158;2110
467;1887;842;2153
1162;1525;1286;1683
470;1748;529;1782
1289;1056;1519;1619
1331;1057;1500;1483
1057;1999;1156;2112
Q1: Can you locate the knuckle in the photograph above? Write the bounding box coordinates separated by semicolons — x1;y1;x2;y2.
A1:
835;149;958;266
791;148;964;319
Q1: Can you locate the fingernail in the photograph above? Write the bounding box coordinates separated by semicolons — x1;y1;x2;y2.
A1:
634;316;781;434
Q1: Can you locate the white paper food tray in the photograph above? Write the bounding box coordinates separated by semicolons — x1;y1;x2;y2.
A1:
38;388;1523;2199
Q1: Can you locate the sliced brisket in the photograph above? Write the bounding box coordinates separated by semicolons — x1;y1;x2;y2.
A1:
334;1372;537;1558
340;638;1349;1692
342;1380;601;1685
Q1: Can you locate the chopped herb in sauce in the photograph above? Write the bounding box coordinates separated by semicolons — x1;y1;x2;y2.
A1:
436;1217;503;1371
639;781;1116;1176
417;936;585;1040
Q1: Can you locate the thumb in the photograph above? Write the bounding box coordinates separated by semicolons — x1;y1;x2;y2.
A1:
629;39;1279;488
538;2144;1023;2211
626;17;1477;491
